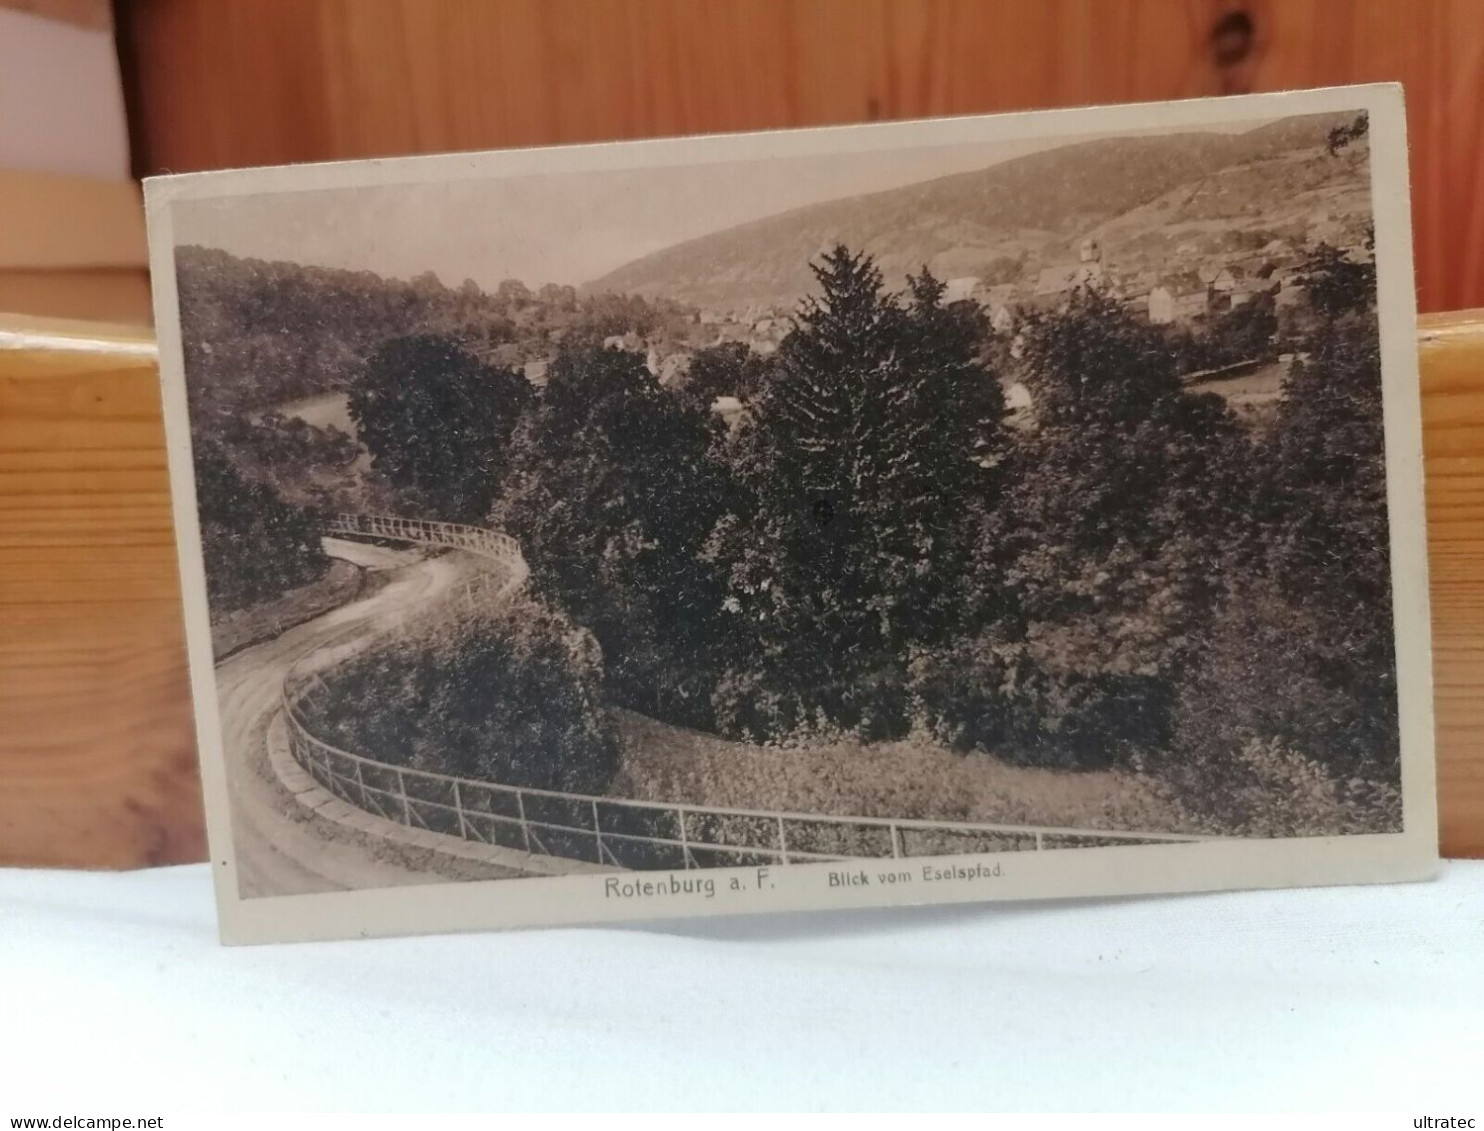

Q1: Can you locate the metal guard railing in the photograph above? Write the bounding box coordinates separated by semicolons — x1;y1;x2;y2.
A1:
287;514;1209;870
326;512;526;569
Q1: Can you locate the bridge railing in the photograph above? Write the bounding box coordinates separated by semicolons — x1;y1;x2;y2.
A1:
326;512;526;569
282;687;1203;870
286;513;1211;871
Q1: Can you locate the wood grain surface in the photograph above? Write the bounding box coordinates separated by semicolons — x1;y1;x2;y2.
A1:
0;0;110;30
0;317;203;868
1419;311;1484;859
1;312;1481;866
0;270;153;326
116;0;1484;314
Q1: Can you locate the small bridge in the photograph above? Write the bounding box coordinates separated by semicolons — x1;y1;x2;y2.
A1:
325;512;525;570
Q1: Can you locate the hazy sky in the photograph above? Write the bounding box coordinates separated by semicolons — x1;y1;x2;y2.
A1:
172;118;1275;291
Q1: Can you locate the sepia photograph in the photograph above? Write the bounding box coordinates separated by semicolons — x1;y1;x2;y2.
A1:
146;85;1437;942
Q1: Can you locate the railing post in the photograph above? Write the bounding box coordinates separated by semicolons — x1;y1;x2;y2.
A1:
453;779;468;841
678;806;693;869
354;760;368;810
396;768;411;826
516;789;532;853
1035;831;1044;851
778;815;788;865
891;824;903;859
592;799;605;866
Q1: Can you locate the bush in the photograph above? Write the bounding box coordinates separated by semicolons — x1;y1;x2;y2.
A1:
304;597;619;795
909;628;1174;771
194;440;328;611
349;334;533;522
613;709;1194;833
711;664;912;746
495;345;738;733
1154;736;1401;837
1168;577;1399;787
946;293;1253;770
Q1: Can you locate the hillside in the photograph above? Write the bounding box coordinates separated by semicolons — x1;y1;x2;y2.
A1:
1086;134;1372;272
587;111;1363;312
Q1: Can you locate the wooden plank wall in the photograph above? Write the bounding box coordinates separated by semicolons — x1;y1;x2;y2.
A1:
117;0;1484;313
0;318;203;868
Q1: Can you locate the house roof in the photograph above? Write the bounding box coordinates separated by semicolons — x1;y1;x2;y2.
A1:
943;276;981;302
1034;262;1102;295
1156;271;1207;296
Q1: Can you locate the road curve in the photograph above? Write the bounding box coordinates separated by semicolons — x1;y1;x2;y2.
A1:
218;538;524;899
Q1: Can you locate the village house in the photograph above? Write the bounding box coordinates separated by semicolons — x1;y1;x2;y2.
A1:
1210;265;1266;312
943;276;981;304
1113;268;1159;317
982;283;1020;332
1274;276;1308;310
1148;271;1210;325
982;282;1019;308
1211;266;1245;299
602;331;645;352
663;352;694;384
1034;260;1105;301
1268;263;1300;288
710;395;747;436
1001;378;1035;429
1033;237;1107;305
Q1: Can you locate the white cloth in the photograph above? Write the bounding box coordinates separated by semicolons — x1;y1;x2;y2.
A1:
2;862;1480;1112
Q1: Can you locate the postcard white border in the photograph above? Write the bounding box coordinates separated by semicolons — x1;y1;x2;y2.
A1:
145;83;1438;945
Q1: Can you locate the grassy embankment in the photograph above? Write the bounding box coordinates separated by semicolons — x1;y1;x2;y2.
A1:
610;709;1197;835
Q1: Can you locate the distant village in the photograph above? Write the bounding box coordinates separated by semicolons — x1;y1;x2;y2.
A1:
460;215;1373;438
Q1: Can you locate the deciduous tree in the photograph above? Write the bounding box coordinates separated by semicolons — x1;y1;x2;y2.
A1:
496;346;736;728
349;334;533;522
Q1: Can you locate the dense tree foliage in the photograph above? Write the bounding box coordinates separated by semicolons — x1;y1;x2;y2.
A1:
193;441;328;612
191;235;1398;835
708;248;1005;740
678;341;777;410
1169;245;1397;808
913;289;1253;767
175;245;694;425
1296;238;1377;321
494;346;738;728
306;598;618;795
349;334;533;522
1326;112;1369;155
1170;289;1280;373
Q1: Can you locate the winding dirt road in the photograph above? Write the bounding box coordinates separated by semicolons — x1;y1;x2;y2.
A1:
218;538;523;899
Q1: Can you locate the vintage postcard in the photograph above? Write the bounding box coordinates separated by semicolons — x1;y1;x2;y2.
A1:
146;84;1437;944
